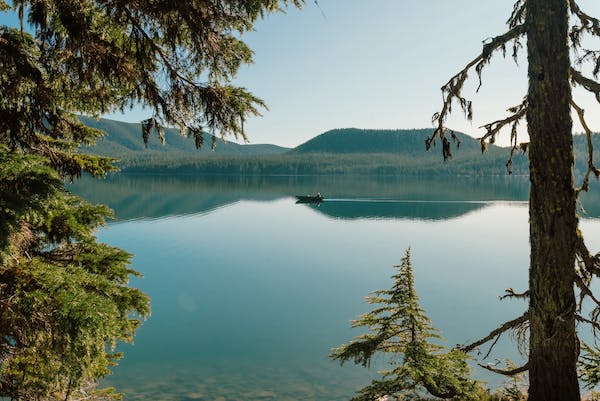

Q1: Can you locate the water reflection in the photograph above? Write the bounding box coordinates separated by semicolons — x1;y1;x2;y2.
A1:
68;174;600;400
304;199;497;221
96;199;533;400
71;174;537;221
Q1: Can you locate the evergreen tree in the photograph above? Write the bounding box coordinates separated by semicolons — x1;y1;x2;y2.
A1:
429;1;600;399
0;0;302;399
331;249;483;401
0;147;151;400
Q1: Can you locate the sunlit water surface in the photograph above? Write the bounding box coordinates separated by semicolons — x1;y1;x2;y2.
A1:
70;174;600;401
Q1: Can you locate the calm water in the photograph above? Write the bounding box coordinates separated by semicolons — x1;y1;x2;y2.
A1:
71;174;600;401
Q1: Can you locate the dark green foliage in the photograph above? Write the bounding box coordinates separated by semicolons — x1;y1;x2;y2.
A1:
110;151;531;176
0;145;149;400
331;249;483;401
0;147;62;252
579;343;600;389
1;0;302;399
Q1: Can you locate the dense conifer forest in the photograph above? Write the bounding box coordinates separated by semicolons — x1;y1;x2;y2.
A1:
82;118;599;178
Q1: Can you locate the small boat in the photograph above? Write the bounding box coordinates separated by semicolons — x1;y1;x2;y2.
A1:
295;194;324;204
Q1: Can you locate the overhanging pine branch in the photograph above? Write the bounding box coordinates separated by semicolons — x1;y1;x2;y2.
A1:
478;97;529;173
574;49;600;78
571;100;600;193
507;0;527;28
479;98;528;147
478;361;529;376
570;68;600;102
576;314;600;334
460;310;529;354
570;0;600;47
574;274;600;311
429;24;526;160
500;287;530;300
575;230;600;278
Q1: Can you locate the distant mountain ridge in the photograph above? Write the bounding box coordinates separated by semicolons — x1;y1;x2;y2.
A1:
79;116;599;178
82;118;490;158
79;116;290;157
290;127;493;158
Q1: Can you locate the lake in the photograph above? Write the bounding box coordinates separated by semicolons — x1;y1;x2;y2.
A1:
70;174;600;401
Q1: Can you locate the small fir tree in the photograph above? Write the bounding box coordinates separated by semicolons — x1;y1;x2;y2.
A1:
331;248;483;401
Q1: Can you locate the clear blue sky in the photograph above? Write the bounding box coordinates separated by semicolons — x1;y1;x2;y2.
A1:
217;0;599;148
3;2;600;148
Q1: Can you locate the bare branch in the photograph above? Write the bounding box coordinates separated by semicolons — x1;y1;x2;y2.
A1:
574;49;600;78
429;24;526;160
478;361;529;376
575;230;600;278
482;334;502;360
507;0;527;28
479;98;527;146
499;287;530;300
460;311;529;354
576;314;600;332
571;100;600;194
570;68;600;103
574;275;600;333
570;0;600;48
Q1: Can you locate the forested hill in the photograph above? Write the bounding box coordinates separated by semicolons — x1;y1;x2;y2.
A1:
79;117;600;177
289;128;487;155
79;116;290;157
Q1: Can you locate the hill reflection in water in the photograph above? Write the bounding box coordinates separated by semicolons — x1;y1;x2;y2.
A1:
303;199;498;221
70;173;600;220
70;173;541;221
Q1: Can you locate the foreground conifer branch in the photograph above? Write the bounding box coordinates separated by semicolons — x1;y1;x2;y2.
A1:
0;0;303;399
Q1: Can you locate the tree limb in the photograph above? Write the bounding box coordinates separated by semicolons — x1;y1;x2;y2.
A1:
481;334;502;360
575;230;600;278
460;311;529;354
570;68;600;103
573;49;600;78
570;100;600;194
479;98;527;147
429;24;526;160
576;314;600;333
478;361;529;376
574;272;600;311
499;287;530;300
507;0;527;29
570;0;600;47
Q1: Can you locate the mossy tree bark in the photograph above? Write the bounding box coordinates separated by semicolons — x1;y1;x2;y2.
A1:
526;0;579;399
432;0;600;396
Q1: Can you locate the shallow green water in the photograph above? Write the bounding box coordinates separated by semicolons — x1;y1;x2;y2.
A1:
70;174;600;400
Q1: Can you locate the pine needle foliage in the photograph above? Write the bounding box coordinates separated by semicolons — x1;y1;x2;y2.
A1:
579;343;600;389
0;145;150;400
1;0;303;399
331;249;483;401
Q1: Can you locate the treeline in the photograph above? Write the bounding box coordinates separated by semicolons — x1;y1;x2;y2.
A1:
290;127;483;154
108;133;600;179
115;151;529;176
80;117;600;178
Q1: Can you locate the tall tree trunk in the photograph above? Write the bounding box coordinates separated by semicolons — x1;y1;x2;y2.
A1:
527;1;579;400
